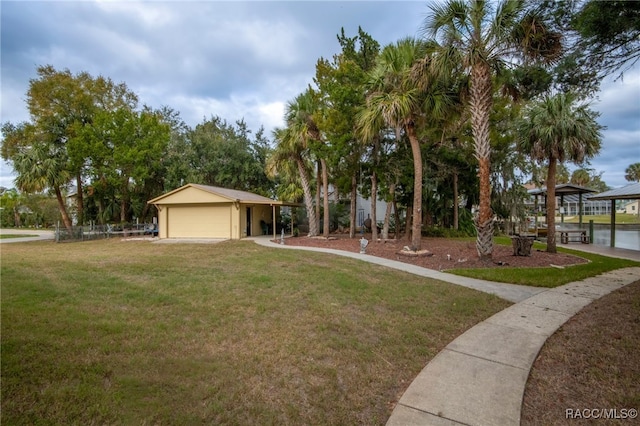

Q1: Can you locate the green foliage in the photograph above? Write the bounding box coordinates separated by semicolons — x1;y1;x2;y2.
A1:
625;163;640;183
572;0;640;78
173;117;273;196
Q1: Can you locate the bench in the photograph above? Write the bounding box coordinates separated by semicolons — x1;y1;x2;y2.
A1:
558;229;589;244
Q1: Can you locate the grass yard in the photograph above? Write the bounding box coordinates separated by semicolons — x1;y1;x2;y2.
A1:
0;234;38;239
1;239;510;425
450;238;640;287
562;213;640;224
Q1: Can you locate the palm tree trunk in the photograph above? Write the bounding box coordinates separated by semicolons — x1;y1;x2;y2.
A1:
370;170;378;241
453;172;459;230
406;122;422;251
321;158;330;238
382;183;395;240
315;161;321;234
54;185;73;233
296;157;319;236
471;61;494;260
350;173;357;238
405;200;413;243
546;157;557;253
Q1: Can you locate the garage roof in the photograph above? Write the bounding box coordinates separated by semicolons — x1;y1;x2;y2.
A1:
148;183;301;206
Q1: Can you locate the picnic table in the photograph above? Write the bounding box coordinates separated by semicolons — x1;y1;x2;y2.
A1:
558;229;589;244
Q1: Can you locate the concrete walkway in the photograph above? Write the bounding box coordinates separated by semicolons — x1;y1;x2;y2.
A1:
251;236;640;426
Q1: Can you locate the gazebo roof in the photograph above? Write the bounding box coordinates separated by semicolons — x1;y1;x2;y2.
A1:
588;182;640;201
527;183;597;196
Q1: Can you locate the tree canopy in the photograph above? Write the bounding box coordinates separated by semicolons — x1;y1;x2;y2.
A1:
1;2;625;260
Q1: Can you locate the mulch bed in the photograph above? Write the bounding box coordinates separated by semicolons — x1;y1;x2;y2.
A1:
277;234;588;271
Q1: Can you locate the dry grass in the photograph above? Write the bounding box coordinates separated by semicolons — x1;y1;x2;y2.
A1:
1;239;510;425
522;280;640;425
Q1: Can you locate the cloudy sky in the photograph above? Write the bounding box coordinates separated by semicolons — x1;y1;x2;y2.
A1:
1;0;638;190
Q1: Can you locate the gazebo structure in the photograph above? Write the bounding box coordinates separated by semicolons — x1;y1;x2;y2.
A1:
528;183;597;227
588;182;640;247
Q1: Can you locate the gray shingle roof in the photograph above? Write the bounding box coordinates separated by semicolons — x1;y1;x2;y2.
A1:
190;184;274;203
589;182;640;200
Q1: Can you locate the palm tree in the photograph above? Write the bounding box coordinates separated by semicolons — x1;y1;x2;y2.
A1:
625;163;640;182
269;127;319;237
357;38;450;251
424;0;562;260
285;90;328;237
12;137;74;232
518;92;602;253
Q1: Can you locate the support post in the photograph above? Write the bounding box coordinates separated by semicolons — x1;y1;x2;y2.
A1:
272;204;276;240
578;193;583;227
610;199;616;247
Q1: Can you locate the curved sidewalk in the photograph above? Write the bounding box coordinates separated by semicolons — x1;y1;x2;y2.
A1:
251;237;640;426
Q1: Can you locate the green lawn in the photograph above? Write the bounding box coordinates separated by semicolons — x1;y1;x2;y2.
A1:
1;239;510;425
450;237;640;287
562;213;640;224
0;234;38;239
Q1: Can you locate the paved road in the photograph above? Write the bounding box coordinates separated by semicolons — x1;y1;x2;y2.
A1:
0;228;54;243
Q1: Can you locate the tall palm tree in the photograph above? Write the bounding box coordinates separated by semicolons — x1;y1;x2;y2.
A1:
357;38;450;251
424;0;562;260
269;127;319;237
12;136;73;232
518;92;602;253
285;90;328;237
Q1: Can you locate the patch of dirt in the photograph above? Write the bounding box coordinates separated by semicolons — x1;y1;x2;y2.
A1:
278;235;588;271
521;280;640;425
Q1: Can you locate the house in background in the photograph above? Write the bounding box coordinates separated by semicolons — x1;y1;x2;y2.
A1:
622;199;640;215
148;184;300;240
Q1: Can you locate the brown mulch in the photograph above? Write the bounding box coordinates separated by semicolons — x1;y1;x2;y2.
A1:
278;234;588;271
521;280;640;425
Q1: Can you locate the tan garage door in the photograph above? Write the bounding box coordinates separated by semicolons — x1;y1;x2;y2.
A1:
167;205;230;238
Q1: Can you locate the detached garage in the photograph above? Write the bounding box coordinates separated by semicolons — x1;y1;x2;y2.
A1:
148;183;297;240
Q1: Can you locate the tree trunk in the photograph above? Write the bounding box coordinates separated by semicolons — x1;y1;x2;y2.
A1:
393;196;399;240
370;170;378;241
471;61;494;260
546;157;557;253
54;185;73;233
382;183;395;240
453;172;459;230
405;200;413;243
350;173;357;238
315;161;321;234
406;121;422;251
297;157;319;236
76;174;84;226
321;158;330;238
